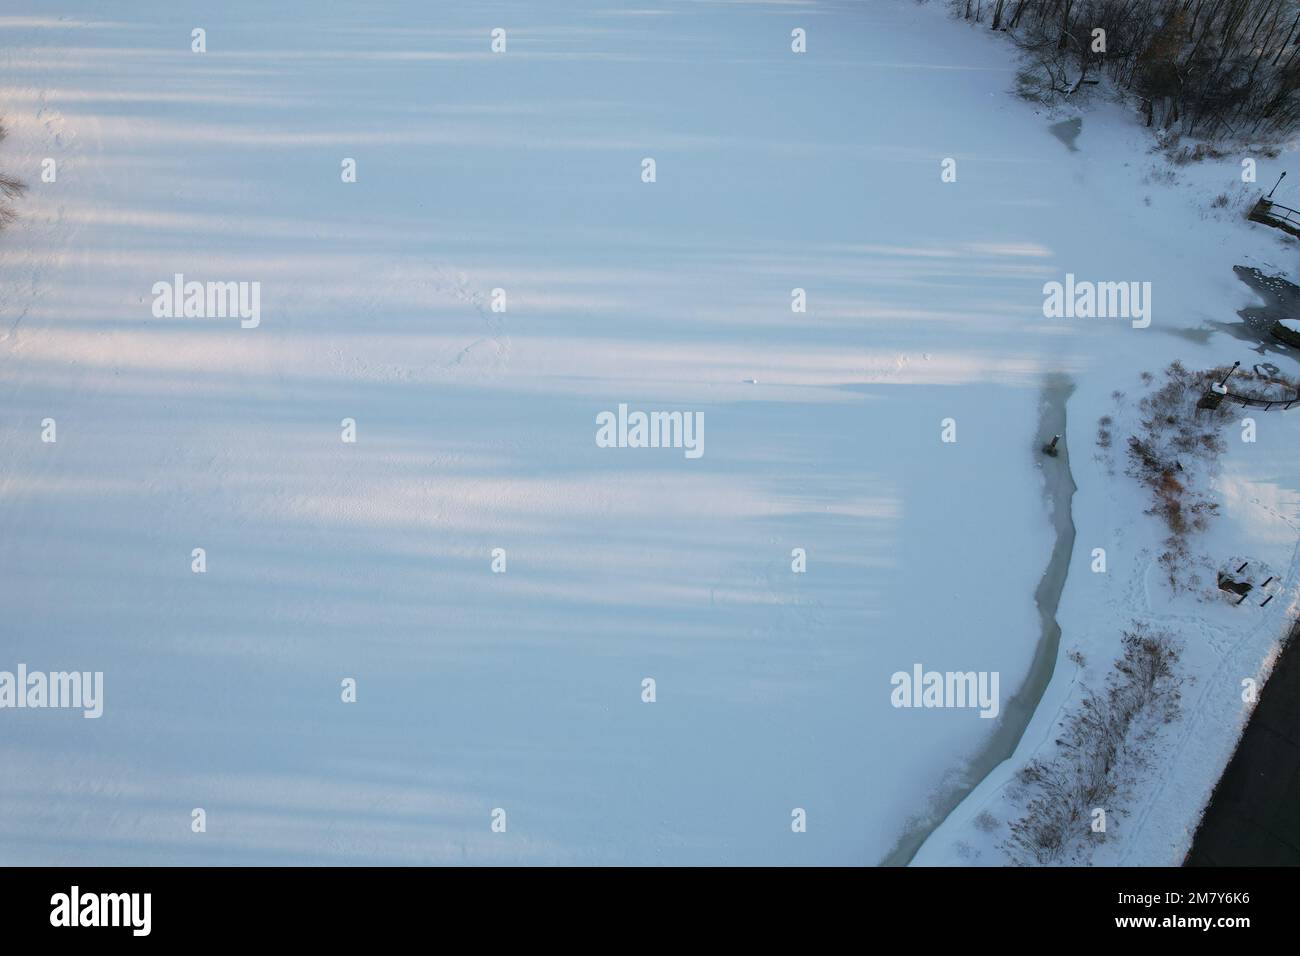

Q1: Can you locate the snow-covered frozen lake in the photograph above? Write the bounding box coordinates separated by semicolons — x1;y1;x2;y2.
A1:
2;1;1297;865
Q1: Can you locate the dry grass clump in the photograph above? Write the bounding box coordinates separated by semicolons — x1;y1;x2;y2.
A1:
1006;625;1181;865
1124;362;1238;591
0;120;25;231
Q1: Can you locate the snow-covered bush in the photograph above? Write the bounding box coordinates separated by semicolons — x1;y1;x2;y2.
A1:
1005;625;1182;865
1124;362;1230;591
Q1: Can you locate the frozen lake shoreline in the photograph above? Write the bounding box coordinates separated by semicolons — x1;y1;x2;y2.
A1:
0;0;1055;865
886;375;1076;865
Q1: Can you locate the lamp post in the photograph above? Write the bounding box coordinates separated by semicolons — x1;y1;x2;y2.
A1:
1220;361;1241;389
1268;171;1287;199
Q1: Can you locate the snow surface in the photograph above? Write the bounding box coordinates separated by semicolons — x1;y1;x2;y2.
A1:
0;0;1297;865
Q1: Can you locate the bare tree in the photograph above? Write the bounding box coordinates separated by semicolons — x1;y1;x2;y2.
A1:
0;119;26;232
955;0;1300;140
